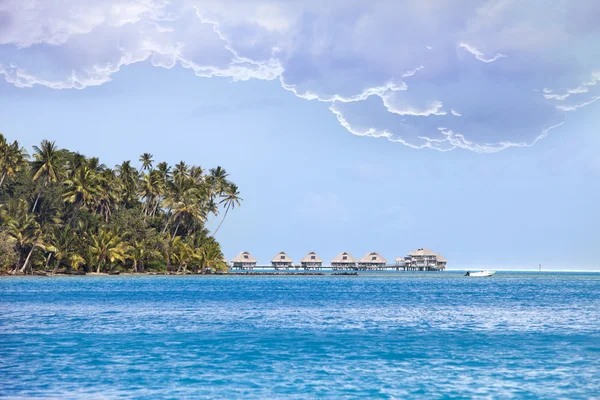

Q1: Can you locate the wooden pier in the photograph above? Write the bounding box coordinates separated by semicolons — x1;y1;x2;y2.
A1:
231;264;444;272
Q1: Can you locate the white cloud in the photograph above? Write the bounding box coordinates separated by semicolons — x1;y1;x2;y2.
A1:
0;0;598;152
458;42;507;63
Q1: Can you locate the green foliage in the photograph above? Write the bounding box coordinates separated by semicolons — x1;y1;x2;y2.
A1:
0;133;241;274
0;232;18;272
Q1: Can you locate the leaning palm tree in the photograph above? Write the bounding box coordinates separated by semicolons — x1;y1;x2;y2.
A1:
4;212;40;272
30;140;64;212
212;183;242;237
139;153;154;173
208;166;229;197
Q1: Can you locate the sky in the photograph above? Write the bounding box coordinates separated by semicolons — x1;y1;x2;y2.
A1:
0;0;599;269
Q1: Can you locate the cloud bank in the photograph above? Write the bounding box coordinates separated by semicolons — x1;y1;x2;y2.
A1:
0;0;599;152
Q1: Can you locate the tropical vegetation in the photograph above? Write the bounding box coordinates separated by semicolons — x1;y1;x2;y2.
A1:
0;133;242;274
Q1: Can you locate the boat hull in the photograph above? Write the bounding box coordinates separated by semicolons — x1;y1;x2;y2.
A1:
466;270;496;277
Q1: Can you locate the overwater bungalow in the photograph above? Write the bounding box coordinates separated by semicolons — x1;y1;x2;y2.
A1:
271;251;294;270
331;252;357;270
230;251;257;270
358;252;387;270
300;252;323;269
404;248;447;271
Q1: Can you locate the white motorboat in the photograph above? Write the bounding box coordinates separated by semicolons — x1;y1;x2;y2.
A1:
465;270;496;277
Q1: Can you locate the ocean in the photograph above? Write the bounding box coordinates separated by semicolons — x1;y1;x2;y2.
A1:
1;271;599;398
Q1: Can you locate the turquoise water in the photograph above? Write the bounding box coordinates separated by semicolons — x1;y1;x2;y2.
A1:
1;272;599;398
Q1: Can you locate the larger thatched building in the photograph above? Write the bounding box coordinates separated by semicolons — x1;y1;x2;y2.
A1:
404;248;447;270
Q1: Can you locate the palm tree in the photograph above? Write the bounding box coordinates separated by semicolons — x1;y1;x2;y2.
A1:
4;212;54;273
171;238;195;273
116;161;139;207
30;140;63;212
139;170;164;217
212;183;242;237
96;169;122;223
48;226;83;273
173;161;190;189
198;240;226;273
62;165;102;221
164;187;206;236
4;212;39;272
88;229;127;273
126;239;160;272
208;166;229;197
156;162;171;183
0;137;28;187
139;153;154;173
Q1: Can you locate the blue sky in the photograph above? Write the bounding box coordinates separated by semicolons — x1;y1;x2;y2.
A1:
0;1;599;269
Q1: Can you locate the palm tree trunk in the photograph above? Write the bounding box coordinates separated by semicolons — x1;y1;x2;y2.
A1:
45;253;53;271
96;262;102;274
206;211;219;229
52;258;61;274
13;252;22;273
68;202;82;227
0;172;6;187
19;245;36;273
151;201;160;217
173;221;181;238
32;189;42;213
162;218;171;234
212;205;230;237
161;207;173;233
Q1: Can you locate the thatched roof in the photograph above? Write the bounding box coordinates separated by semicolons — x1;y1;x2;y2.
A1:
408;248;437;257
271;251;293;263
300;252;323;263
231;251;257;263
436;254;447;262
359;252;387;264
394;256;406;262
331;252;357;263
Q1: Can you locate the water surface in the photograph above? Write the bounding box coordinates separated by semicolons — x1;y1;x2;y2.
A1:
1;272;599;398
